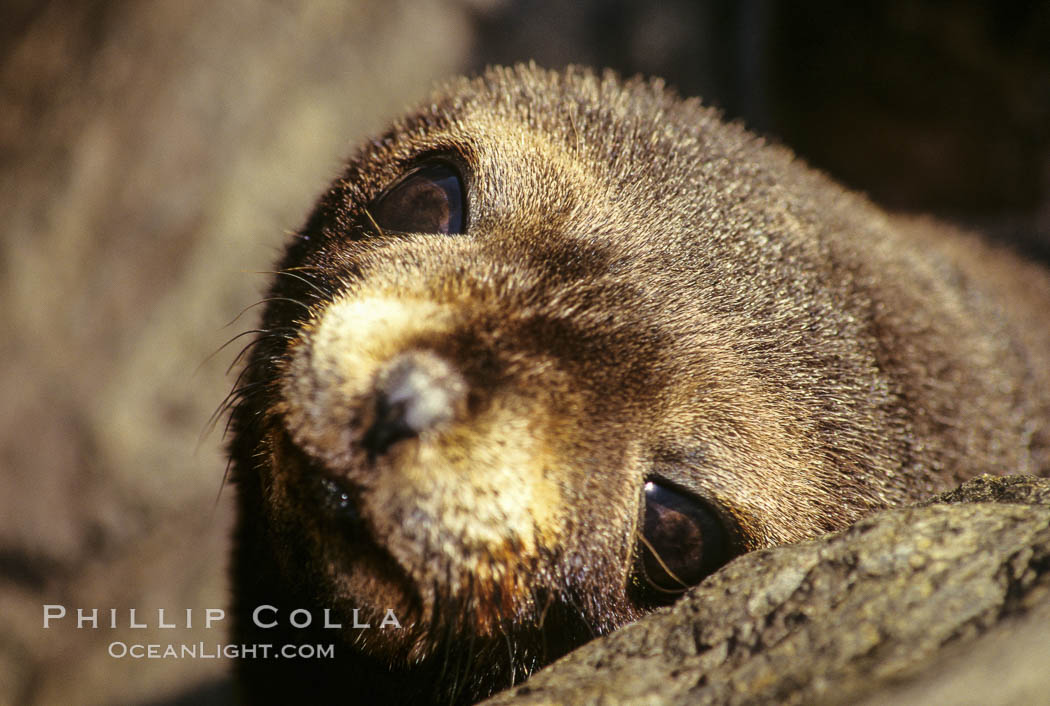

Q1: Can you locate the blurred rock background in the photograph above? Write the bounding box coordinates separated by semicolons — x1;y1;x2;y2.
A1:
1;1;1047;704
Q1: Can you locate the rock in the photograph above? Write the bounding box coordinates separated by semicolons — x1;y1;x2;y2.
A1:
483;475;1050;705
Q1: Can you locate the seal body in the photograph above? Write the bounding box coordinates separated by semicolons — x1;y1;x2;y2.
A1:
227;64;1050;703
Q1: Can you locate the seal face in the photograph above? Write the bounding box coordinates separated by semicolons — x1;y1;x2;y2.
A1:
227;64;1050;703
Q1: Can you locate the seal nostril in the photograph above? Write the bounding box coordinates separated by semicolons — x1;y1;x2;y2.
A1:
360;350;467;457
362;394;419;456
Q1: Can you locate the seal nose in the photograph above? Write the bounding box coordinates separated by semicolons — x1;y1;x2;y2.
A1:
361;351;466;457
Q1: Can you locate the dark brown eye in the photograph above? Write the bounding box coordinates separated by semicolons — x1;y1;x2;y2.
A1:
637;480;732;601
371;162;465;235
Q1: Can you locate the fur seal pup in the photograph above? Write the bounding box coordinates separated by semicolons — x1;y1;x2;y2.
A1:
226;64;1050;704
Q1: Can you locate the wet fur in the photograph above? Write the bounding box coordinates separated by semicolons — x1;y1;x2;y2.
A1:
227;64;1050;704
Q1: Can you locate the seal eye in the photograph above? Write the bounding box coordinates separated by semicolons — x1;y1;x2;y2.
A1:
636;480;732;601
371;162;465;235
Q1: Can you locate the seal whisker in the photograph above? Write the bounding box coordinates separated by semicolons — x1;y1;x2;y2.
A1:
224;328;298;376
214;455;234;508
500;621;516;688
265;269;333;298
222;297;314;329
194;328;268;379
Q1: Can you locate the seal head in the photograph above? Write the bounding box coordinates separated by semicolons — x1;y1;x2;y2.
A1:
228;64;1050;703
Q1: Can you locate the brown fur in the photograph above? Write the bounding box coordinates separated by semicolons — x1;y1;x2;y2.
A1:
227;64;1050;703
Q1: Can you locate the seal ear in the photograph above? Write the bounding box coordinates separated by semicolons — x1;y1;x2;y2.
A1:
634;480;734;604
371;161;465;235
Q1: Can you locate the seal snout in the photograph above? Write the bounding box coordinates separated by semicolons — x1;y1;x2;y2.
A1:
279;294;462;468
363;350;467;456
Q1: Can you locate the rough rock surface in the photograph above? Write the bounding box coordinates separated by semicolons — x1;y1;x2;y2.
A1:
483;476;1050;705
